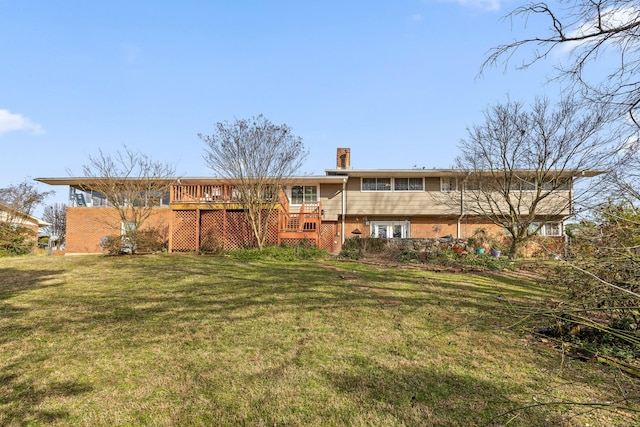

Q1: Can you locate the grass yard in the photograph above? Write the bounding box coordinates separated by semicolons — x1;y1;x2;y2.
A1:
1;254;638;426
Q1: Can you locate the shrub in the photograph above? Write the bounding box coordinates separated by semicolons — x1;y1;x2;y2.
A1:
100;227;168;255
341;237;386;257
229;243;327;262
0;223;35;257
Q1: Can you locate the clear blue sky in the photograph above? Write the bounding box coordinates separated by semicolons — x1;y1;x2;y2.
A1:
1;0;568;209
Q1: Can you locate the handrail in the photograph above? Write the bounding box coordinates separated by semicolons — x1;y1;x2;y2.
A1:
171;184;275;204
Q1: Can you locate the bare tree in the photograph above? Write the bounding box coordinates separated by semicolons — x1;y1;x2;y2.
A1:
0;180;52;224
483;0;640;129
609;136;640;204
43;203;66;250
200;115;308;250
80;146;175;253
456;97;610;258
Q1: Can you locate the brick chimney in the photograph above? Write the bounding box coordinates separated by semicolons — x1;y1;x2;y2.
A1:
336;148;351;169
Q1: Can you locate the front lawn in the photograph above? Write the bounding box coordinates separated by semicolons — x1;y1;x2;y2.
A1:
0;254;638;426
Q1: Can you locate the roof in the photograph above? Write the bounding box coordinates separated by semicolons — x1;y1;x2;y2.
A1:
0;203;50;227
36;168;605;188
324;168;606;178
35;175;348;186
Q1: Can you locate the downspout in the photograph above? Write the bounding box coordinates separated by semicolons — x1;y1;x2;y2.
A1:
341;177;347;245
457;179;465;239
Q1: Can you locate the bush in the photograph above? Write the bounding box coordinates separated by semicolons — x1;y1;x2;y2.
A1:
0;223;35;257
100;227;168;255
135;228;168;253
199;228;224;254
340;237;386;258
229;243;327;262
100;235;128;255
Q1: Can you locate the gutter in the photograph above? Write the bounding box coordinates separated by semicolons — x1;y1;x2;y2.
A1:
457;176;466;239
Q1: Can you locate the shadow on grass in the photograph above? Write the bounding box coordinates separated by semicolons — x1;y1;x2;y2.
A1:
1;255;635;425
0;359;92;425
0;267;64;301
0;267;65;345
324;355;557;426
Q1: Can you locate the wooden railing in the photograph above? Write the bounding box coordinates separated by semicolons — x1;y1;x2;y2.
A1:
171;184;283;204
171;184;240;203
279;201;321;233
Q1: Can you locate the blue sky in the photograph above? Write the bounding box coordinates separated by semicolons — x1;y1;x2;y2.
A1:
1;0;569;209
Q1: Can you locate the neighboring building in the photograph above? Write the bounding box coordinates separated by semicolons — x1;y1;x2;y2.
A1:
0;203;50;250
36;148;599;254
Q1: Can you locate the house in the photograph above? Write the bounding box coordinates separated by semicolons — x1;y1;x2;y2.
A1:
36;148;600;254
0;202;50;251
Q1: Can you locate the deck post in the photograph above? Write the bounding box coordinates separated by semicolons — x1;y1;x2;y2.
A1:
168;209;173;253
195;208;201;252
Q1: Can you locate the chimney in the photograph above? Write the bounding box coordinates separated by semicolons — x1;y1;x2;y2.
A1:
336;148;351;169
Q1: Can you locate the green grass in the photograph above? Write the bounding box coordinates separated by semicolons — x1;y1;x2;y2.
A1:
1;254;638;426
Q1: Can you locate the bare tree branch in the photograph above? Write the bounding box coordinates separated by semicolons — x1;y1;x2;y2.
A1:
455;97;611;257
200;115;308;250
80;146;175;253
483;0;640;130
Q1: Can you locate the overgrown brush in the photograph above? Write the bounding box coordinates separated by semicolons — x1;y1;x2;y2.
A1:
229;243;327;261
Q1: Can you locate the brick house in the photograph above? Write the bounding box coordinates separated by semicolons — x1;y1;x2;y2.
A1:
36;148;600;254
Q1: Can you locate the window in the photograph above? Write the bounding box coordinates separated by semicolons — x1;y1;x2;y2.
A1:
510;177;536;191
464;178;481;191
394;178;424;191
541;222;561;236
291;185;317;204
370;221;410;238
122;221;136;235
440;177;458;192
362;178;391;191
529;222;562;236
69;188;110;207
541;177;571;191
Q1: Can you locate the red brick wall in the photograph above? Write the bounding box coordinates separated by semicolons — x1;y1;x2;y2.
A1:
340;216;503;240
66;207;171;254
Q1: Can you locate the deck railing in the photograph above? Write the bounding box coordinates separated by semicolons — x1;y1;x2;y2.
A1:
279;201;321;233
171;184;284;204
171;184;241;203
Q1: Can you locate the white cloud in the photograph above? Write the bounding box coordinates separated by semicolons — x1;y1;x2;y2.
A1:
0;109;44;136
562;6;639;52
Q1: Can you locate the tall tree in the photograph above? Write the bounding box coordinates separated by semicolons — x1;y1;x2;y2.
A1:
455;97;610;258
200;115;308;250
42;203;66;250
483;0;640;129
80;146;175;253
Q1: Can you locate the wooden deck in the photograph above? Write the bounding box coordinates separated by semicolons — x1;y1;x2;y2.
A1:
169;183;322;249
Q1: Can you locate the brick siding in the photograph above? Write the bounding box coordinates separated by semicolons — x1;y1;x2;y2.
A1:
66;207;171;254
